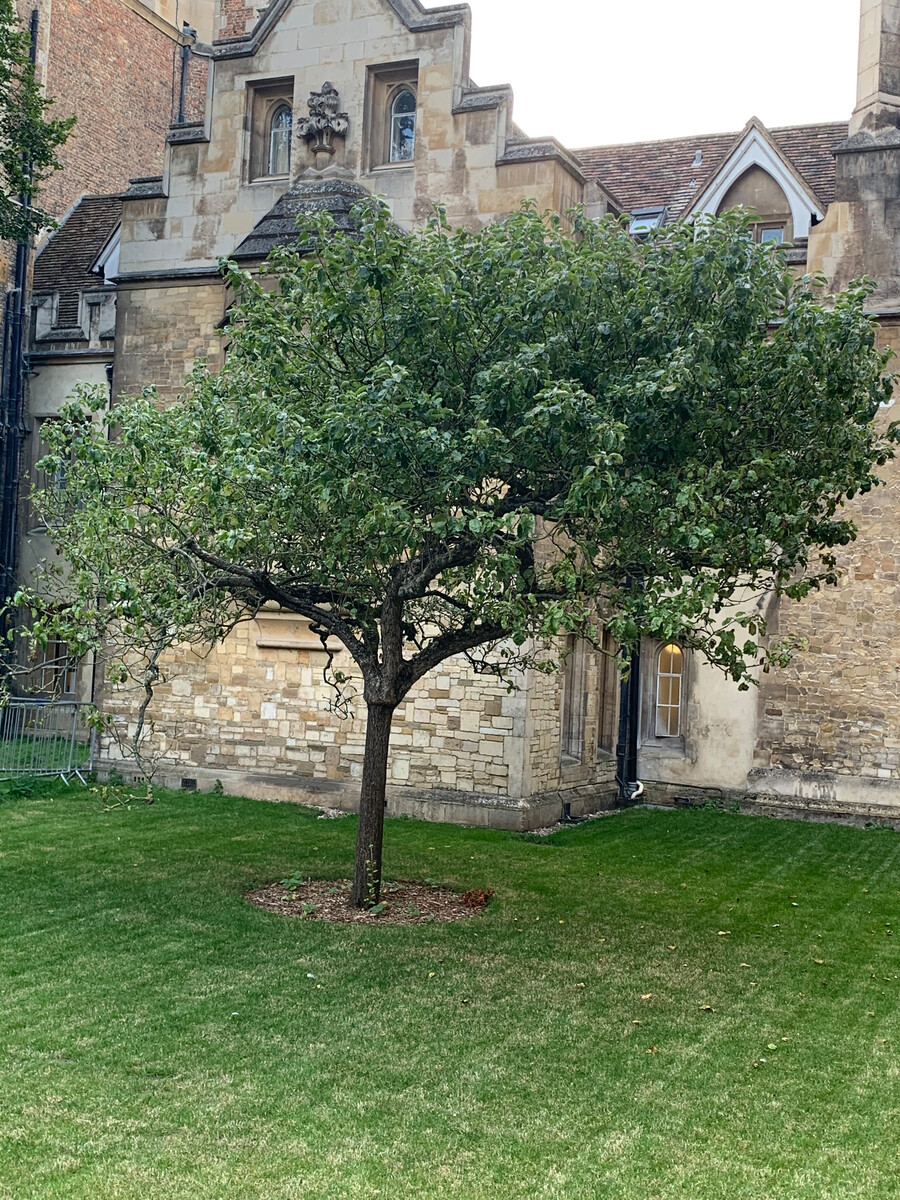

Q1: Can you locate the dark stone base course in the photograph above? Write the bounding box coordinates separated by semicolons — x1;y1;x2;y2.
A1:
642;781;900;832
96;762;900;833
98;761;621;831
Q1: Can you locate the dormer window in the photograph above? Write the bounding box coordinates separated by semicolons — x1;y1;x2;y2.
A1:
268;104;293;176
389;89;416;163
629;207;666;236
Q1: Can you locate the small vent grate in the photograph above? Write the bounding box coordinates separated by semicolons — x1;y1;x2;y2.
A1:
180;778;198;791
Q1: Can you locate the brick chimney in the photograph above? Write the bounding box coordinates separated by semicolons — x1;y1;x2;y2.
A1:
850;0;900;134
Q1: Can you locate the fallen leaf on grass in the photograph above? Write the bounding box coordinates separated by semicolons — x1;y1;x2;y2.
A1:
647;1046;658;1054
699;1005;714;1012
718;931;731;936
740;963;751;968
813;959;825;965
641;993;653;1000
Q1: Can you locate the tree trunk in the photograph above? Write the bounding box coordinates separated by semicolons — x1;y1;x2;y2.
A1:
350;700;396;907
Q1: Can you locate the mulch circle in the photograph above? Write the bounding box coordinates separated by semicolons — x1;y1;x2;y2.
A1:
246;878;493;925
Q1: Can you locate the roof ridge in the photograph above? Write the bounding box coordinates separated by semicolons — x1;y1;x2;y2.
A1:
575;119;848;156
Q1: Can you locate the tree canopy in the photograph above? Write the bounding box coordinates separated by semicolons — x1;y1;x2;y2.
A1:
17;201;896;903
0;0;73;241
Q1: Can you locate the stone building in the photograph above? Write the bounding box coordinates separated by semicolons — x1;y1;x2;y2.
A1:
20;0;900;828
1;0;217;675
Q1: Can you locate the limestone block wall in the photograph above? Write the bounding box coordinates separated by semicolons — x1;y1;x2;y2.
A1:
524;648;618;799
100;619;530;801
812;143;900;305
752;321;900;797
755;446;900;782
114;279;225;401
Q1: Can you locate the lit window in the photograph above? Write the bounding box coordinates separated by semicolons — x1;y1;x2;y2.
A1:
629;207;666;235
389;89;416;163
655;644;683;738
268;104;293;176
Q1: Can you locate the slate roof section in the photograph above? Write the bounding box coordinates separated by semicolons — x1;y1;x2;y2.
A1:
574;121;849;220
232;175;373;260
33;194;121;327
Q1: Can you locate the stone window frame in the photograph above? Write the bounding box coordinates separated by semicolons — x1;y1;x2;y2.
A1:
247;77;295;183
267;103;293;176
364;61;419;173
559;635;589;765
596;627;620;759
36;634;79;698
753;222;786;245
640;638;690;753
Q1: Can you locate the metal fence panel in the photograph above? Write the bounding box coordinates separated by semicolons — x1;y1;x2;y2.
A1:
0;700;93;785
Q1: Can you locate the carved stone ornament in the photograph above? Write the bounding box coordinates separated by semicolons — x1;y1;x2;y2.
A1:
296;82;349;156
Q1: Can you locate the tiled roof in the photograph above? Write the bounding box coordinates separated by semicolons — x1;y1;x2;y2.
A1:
574;121;849;220
33;194;121;326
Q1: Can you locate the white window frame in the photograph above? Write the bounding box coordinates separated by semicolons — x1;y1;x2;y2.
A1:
655;643;684;738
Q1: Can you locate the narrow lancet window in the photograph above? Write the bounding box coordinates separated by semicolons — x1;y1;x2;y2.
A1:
389;90;416;163
268;104;293;175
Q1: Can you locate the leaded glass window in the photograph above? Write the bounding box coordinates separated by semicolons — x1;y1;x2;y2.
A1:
389;90;416;163
268;104;293;175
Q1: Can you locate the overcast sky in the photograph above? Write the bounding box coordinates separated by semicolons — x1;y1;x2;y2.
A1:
465;0;861;147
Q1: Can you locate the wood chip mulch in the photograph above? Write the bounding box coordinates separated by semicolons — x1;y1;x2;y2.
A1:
245;878;494;925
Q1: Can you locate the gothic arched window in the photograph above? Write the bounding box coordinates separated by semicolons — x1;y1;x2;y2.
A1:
389;89;416;163
655;643;684;738
268;104;293;176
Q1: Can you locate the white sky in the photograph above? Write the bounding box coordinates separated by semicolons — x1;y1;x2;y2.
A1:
465;0;861;147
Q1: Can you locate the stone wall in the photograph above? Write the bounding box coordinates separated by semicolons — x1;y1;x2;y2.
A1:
755;361;900;786
117;0;595;278
114;278;225;401
101;618;528;803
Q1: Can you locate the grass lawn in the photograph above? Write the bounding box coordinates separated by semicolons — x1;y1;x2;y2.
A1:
0;784;898;1199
